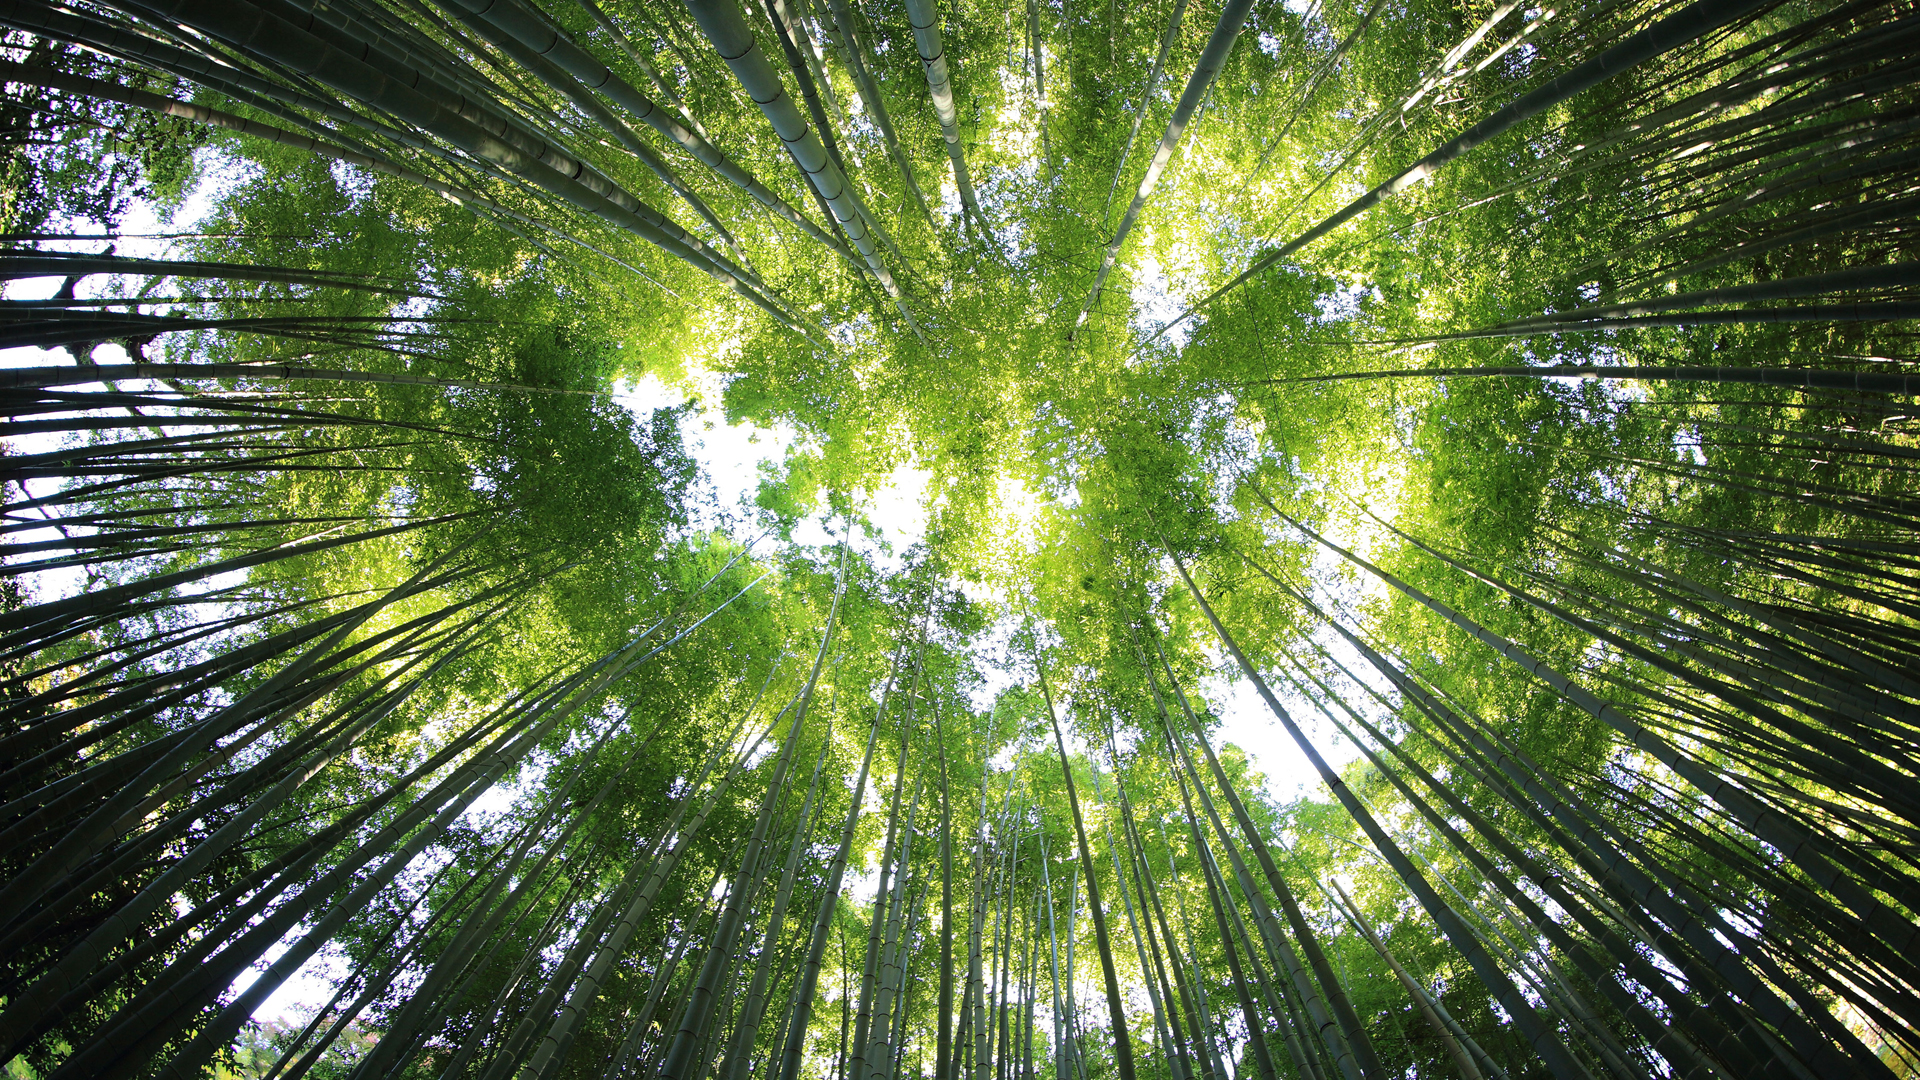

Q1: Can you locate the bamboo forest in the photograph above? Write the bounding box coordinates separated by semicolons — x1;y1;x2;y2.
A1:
1;0;1918;1074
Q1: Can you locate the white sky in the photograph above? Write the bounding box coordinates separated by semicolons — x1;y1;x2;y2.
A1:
612;371;934;569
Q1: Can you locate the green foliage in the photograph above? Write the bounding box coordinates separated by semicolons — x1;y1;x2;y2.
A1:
4;0;1916;1077
0;41;206;232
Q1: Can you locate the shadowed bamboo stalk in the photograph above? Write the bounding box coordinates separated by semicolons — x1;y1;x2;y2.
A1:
1154;517;1596;1080
1031;641;1139;1080
1070;0;1257;339
1164;0;1786;336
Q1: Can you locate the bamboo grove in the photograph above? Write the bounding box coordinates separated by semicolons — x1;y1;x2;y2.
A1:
0;0;1915;1074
